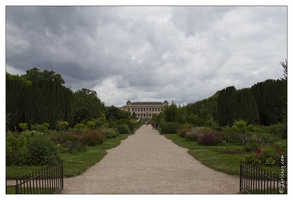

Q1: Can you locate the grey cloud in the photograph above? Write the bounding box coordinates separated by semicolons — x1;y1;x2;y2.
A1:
6;6;287;106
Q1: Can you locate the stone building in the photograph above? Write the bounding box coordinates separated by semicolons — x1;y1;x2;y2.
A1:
120;100;169;119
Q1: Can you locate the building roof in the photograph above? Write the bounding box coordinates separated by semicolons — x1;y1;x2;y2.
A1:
131;102;164;105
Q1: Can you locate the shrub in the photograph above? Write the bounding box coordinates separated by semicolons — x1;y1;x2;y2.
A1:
56;120;69;131
117;119;133;132
6;132;27;166
59;131;81;144
177;127;191;138
185;127;213;141
231;120;247;133
266;123;287;139
161;122;181;134
214;131;242;144
31;123;49;134
58;141;87;153
25;135;61;166
86;120;96;129
18;122;28;131
114;124;131;134
80;130;105;146
101;128;119;139
197;133;220;146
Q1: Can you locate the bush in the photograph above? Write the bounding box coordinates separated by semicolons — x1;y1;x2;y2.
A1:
101;128;119;139
185;127;212;141
266;123;287;139
59;131;81;144
25;135;61;166
214;131;242;144
58;141;87;153
114;124;131;134
245;143;287;167
117;119;133;132
161;122;181;134
80;130;105;146
177;127;191;138
6;132;27;166
31;123;49;134
197;133;220;145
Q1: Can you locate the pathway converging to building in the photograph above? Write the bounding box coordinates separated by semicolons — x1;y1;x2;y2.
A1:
61;125;239;194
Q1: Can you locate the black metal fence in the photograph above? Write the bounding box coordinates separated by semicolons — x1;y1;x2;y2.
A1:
240;161;287;194
7;163;63;194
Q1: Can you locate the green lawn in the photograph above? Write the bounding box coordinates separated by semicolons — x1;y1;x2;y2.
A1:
165;134;283;176
6;134;129;179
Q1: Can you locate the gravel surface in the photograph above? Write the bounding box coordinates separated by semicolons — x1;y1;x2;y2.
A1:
61;125;239;194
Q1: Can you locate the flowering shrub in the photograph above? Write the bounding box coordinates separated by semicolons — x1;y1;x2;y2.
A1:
197;133;220;146
244;141;287;167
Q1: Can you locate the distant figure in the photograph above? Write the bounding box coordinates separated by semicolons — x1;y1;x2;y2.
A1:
152;123;154;129
155;122;158;129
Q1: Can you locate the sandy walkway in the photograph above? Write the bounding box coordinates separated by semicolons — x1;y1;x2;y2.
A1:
61;125;239;194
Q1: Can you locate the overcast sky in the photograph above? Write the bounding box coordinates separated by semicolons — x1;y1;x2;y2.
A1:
6;6;287;107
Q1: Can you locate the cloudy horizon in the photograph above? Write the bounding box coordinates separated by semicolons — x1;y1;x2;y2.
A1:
6;6;287;107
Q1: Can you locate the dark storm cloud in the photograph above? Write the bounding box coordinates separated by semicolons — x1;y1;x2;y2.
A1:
6;6;287;106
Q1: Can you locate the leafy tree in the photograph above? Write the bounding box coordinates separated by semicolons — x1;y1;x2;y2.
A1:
164;103;178;123
73;88;104;123
22;67;65;84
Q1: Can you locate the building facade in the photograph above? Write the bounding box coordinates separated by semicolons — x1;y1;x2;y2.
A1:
120;100;169;119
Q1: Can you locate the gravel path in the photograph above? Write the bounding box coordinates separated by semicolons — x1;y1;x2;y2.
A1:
61;125;239;194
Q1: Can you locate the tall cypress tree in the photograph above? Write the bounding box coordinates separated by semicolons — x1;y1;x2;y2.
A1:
217;86;236;126
230;88;259;124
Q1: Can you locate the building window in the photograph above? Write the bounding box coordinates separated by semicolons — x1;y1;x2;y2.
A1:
132;108;134;111
135;108;137;111
128;108;130;112
144;108;145;111
152;108;154;111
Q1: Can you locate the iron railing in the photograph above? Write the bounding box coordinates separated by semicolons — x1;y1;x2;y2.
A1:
7;163;63;194
240;161;287;194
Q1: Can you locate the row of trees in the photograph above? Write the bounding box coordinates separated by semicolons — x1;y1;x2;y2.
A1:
152;77;286;129
6;68;133;131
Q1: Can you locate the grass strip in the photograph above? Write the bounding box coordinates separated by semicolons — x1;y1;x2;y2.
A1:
165;134;282;176
6;134;129;179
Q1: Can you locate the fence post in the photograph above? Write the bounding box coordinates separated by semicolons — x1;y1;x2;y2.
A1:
239;161;243;193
